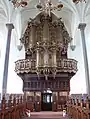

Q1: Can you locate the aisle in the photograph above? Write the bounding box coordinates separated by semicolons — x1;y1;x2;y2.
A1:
24;111;69;119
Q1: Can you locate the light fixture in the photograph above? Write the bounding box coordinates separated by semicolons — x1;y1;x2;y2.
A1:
17;44;23;51
36;0;63;16
70;45;76;51
9;0;63;13
9;0;28;8
73;0;86;4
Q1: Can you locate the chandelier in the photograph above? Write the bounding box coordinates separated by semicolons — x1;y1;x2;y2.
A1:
9;0;63;13
72;0;86;4
9;0;87;8
9;0;28;8
36;0;63;16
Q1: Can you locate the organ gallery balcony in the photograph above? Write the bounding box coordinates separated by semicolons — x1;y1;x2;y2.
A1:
15;59;78;76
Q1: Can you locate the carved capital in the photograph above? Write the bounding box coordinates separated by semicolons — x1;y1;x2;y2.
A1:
78;23;86;30
6;23;14;30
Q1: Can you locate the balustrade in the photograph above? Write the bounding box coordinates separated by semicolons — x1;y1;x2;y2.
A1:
0;95;28;119
15;58;77;74
67;97;90;119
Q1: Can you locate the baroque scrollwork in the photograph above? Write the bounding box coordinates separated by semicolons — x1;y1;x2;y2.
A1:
16;12;77;79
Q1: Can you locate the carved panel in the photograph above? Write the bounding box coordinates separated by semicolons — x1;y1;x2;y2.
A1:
23;79;70;92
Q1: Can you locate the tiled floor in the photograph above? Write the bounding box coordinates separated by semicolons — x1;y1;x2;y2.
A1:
24;111;69;119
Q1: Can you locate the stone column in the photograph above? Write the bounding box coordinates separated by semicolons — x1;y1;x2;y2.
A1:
2;23;14;96
78;23;90;95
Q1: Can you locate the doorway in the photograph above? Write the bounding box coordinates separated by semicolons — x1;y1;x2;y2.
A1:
41;90;52;111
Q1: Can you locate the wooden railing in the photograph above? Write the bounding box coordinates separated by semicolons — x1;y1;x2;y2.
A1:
67;97;90;119
15;58;77;74
0;95;28;119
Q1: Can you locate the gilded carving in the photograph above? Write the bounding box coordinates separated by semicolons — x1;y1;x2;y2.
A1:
16;12;77;78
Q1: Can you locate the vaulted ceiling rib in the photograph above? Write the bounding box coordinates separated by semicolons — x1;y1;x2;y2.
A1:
0;0;90;46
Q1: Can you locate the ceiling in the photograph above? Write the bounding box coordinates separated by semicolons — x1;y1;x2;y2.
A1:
0;0;90;47
0;0;90;93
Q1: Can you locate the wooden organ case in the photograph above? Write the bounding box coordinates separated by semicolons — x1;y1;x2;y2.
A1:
15;13;77;111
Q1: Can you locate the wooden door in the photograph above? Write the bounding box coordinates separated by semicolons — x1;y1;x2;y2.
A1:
41;93;52;111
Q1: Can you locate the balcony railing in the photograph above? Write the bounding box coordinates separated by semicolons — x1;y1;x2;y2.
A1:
15;59;36;74
57;59;77;73
15;59;77;74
